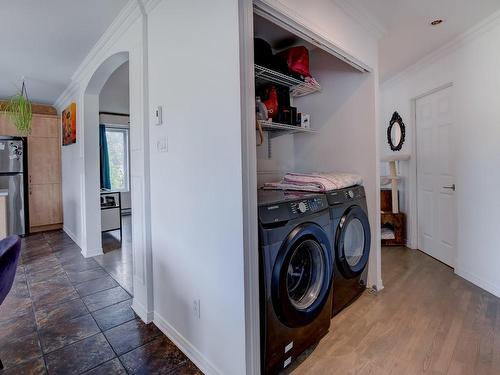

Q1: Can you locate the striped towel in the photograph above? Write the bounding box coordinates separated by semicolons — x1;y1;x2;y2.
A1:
263;172;362;192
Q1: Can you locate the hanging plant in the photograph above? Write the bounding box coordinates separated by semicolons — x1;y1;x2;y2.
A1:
3;81;33;135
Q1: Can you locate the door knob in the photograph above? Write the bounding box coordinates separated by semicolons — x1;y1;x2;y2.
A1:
443;184;456;191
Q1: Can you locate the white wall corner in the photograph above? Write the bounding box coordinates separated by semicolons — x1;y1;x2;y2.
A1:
62;225;82;248
153;312;223;375
80;247;103;258
131;298;154;323
142;0;162;14
455;267;500;299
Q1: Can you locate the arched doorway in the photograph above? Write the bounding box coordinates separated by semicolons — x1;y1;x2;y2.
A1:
81;51;153;320
82;52;129;257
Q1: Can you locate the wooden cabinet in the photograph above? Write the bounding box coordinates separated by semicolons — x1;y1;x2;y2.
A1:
27;115;62;233
0;113;22;136
28;137;61;184
29;183;62;228
0;110;63;233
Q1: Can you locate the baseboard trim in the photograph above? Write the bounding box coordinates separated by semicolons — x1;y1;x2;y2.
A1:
81;247;103;258
63;226;81;248
153;312;222;375
455;266;500;298
131;299;154;323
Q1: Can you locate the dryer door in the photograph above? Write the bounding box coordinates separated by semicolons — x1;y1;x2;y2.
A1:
335;205;371;279
271;223;333;328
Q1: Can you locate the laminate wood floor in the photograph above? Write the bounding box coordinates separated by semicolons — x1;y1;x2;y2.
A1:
291;246;500;375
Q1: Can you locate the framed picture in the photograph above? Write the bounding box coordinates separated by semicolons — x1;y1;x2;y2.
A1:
62;102;76;145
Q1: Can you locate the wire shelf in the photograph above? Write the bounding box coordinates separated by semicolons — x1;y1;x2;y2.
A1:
254;65;321;97
258;120;315;136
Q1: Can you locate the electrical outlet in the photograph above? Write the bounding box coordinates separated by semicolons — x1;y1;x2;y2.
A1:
193;299;201;319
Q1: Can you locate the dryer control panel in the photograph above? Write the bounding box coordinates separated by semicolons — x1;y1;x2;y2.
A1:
259;195;328;225
325;185;365;206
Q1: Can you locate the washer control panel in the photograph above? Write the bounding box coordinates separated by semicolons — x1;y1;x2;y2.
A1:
290;197;325;215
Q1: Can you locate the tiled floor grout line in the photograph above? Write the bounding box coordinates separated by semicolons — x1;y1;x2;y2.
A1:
83;308;128;375
5;231;199;375
45;235;135;374
22;260;51;374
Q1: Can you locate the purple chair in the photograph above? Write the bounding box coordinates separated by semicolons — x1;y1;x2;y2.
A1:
0;235;22;370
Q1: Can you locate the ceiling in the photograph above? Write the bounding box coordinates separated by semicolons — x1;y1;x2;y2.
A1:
0;0;127;105
341;0;500;82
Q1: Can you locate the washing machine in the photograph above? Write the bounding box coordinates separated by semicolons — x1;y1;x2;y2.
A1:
258;190;334;374
325;185;371;317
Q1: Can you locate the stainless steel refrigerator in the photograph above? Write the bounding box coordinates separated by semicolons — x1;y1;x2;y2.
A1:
0;137;26;236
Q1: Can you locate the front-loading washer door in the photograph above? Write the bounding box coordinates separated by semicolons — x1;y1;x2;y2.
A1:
271;223;333;328
335;205;371;279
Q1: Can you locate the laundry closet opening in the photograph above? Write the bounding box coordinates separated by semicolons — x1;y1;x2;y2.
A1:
252;10;380;374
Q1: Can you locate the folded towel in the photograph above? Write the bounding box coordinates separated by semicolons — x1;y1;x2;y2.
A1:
283;172;362;191
263;172;363;192
263;181;323;192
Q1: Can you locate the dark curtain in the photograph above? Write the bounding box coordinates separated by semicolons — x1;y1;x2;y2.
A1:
99;125;111;190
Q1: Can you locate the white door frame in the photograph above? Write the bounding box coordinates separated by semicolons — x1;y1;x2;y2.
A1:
409;82;454;253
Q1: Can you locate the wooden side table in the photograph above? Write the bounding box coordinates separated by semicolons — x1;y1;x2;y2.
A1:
381;212;406;246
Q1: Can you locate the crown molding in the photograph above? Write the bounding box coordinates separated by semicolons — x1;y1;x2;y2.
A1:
382;8;500;88
334;0;387;40
143;0;162;14
54;0;142;109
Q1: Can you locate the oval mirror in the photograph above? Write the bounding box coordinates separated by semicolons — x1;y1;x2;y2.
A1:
387;112;405;151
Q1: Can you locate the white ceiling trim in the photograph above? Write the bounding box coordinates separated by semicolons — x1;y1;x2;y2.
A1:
334;0;387;40
55;0;144;109
382;7;500;88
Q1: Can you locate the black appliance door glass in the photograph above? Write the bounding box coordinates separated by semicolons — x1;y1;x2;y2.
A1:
272;223;333;328
286;239;325;310
343;218;365;267
336;205;371;278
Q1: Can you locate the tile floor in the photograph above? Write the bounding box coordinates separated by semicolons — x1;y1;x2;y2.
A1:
95;215;133;294
0;230;201;375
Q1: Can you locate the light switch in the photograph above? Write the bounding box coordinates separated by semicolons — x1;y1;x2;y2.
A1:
155;106;163;125
156;136;167;153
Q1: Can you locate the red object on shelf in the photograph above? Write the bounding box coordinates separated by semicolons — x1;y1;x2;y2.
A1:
278;46;311;78
263;86;279;120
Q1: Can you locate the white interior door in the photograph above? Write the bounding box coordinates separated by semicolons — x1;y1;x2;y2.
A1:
416;86;456;267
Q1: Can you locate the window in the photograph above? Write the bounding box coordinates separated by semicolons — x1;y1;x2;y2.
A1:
105;127;130;191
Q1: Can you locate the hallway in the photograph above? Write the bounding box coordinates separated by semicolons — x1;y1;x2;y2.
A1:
0;231;200;374
95;215;133;295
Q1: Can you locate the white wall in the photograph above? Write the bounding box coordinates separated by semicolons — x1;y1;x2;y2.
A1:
380;12;500;297
147;1;246;374
99;61;130;114
294;49;381;289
